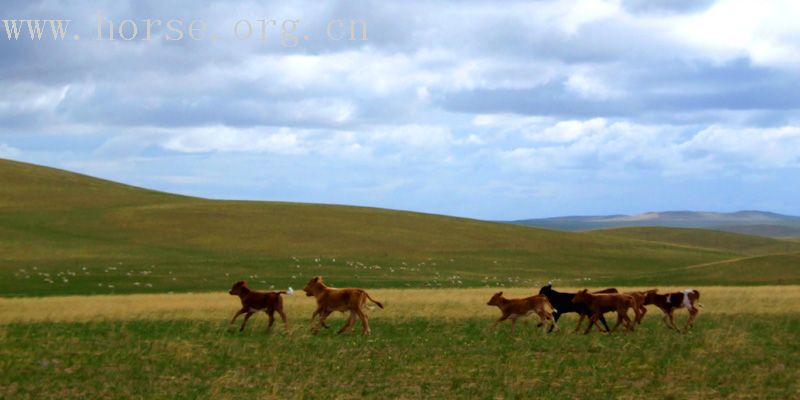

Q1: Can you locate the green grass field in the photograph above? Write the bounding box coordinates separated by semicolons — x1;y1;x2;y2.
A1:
2;158;800;297
1;288;798;399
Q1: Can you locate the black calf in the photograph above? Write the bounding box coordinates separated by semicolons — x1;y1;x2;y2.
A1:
538;284;617;333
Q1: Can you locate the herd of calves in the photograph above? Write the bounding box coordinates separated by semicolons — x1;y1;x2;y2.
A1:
229;276;703;335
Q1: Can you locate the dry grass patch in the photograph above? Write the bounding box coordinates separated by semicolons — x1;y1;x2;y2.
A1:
2;286;799;324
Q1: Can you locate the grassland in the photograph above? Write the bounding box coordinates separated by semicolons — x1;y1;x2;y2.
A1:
1;287;799;399
2;158;800;298
2;159;800;398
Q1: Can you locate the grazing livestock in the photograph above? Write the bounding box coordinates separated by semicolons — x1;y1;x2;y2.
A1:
644;289;702;332
228;280;288;332
303;276;383;335
572;289;640;334
624;289;658;324
487;292;558;334
538;284;618;332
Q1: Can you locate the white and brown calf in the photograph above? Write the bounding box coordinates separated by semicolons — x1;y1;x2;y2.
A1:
644;289;702;332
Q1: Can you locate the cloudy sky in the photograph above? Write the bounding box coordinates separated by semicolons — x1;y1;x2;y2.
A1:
2;0;800;219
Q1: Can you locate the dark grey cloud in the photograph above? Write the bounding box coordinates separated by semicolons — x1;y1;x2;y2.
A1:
621;0;716;15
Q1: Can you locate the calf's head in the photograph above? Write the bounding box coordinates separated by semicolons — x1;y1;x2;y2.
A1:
229;280;247;296
303;276;323;297
538;283;553;296
572;289;589;304
487;291;505;307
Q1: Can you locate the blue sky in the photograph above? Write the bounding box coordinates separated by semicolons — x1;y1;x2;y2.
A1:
1;0;800;220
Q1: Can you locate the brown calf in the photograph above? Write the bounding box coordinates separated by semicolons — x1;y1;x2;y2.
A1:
572;289;640;334
487;292;557;334
644;289;702;332
228;280;288;332
624;289;658;324
303;276;384;335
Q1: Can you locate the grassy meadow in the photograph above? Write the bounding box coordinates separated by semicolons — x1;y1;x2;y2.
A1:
1;287;799;399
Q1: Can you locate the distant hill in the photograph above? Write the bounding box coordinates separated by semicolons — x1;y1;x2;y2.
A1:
512;211;800;237
2;158;800;296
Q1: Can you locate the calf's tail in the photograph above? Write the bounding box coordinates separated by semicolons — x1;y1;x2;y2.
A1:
693;290;704;308
365;292;384;309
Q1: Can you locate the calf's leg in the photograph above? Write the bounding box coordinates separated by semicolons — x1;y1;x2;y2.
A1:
548;311;561;333
575;313;587;332
667;310;680;331
337;312;356;334
584;313;600;334
240;312;254;331
312;310;332;333
492;314;510;330
596;314;611;332
659;308;673;330
230;308;247;325
619;309;633;332
538;311;557;333
277;308;289;331
610;311;624;333
356;309;371;335
685;307;699;330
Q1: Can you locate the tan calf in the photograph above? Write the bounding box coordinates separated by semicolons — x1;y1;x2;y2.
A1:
624;289;658;324
487;292;558;334
572;289;640;334
303;276;383;335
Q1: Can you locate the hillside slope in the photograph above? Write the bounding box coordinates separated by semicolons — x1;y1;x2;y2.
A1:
1;158;799;296
589;227;800;256
513;211;800;237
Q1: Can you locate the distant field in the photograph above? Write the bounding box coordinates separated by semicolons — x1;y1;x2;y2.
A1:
2;158;800;297
1;287;798;399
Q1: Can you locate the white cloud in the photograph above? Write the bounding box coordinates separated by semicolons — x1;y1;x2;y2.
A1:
682;125;800;168
532;118;608;143
158;123;462;159
499;117;800;176
671;0;800;68
0;143;22;158
565;73;624;100
0;82;69;114
367;125;454;148
162;126;307;154
552;0;621;36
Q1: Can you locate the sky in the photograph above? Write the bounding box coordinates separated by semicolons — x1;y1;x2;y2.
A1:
1;0;800;220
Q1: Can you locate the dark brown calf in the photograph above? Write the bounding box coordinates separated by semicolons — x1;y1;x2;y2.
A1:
572;289;640;334
229;280;288;332
487;292;557;334
303;276;384;335
644;289;702;332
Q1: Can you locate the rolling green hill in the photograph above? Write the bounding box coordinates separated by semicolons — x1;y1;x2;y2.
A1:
588;226;800;256
1;158;799;296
